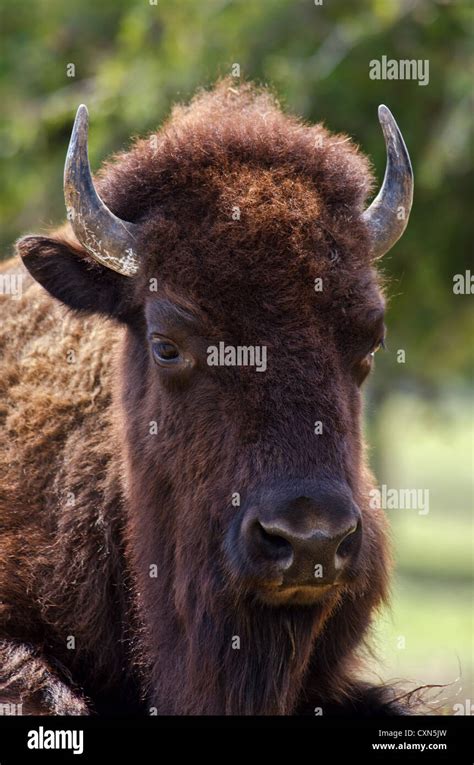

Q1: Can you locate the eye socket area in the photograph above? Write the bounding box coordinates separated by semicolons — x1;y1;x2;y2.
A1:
352;335;386;386
369;336;386;357
150;335;182;366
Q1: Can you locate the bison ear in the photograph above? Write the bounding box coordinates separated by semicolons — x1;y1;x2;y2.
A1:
17;234;134;320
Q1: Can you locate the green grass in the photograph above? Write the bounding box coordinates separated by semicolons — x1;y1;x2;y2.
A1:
371;576;472;710
365;393;473;711
391;516;472;580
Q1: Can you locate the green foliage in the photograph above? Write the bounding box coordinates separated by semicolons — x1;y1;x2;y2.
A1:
1;0;472;387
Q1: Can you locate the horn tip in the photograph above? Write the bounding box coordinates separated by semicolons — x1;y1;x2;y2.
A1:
377;104;393;123
75;104;89;124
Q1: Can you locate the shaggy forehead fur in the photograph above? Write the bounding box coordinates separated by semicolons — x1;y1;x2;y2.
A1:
95;80;381;333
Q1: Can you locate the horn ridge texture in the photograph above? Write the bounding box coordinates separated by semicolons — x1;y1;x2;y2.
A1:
64;104;140;277
361;105;414;260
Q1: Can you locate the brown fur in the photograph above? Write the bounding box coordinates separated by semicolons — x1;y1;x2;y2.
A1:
0;81;404;715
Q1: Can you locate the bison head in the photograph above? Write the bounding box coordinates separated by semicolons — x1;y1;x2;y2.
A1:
18;82;412;714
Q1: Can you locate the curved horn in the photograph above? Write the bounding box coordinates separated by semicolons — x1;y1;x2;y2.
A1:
362;105;414;260
64;105;140;276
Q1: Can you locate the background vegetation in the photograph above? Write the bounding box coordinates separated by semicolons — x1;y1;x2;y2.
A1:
1;0;472;712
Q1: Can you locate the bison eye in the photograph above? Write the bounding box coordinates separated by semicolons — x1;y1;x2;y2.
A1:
370;337;386;357
151;337;181;365
353;337;386;386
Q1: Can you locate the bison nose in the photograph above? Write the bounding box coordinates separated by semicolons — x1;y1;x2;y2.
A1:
252;517;359;584
239;486;362;588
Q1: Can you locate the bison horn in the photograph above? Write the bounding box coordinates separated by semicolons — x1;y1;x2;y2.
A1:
64;105;140;277
362;105;414;260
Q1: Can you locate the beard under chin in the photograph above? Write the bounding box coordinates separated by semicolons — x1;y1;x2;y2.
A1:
145;580;343;715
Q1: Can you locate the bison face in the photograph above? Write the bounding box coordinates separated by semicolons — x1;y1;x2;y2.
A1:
19;82;412;714
133;272;386;611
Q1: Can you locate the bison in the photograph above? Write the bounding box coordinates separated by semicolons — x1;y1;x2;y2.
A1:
0;81;413;716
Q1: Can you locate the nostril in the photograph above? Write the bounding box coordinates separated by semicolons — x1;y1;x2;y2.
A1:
335;523;360;559
255;522;293;562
